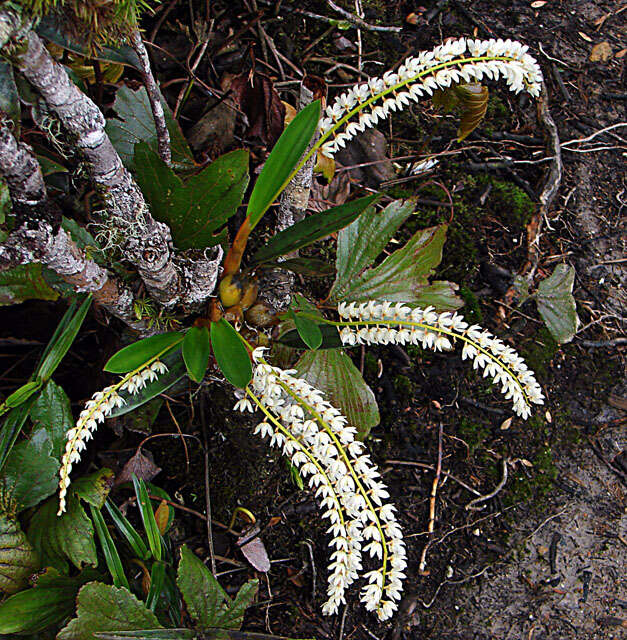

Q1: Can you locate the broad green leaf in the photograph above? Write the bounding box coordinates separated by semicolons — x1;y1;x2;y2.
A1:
535;263;579;344
0;513;39;594
90;505;129;590
104;332;184;373
183;326;211;383
0;61;20;129
105;86;194;172
177;545;258;630
0;428;59;511
278;324;342;350
290;310;322;350
58;582;163;640
37;294;92;381
296;350;379;439
331;199;416;300
73;468;115;509
0;567;99;634
108;352;186;418
250;195;379;265
30;380;73;458
331;203;461;310
93;631;308;640
0;263;59;305
247;100;320;229
27;492;97;573
132;475;162;561
210;319;252;389
62;216;99;253
135;145;249;250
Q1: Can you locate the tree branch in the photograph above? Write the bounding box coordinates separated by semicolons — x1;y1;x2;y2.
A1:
129;28;171;166
0;9;221;307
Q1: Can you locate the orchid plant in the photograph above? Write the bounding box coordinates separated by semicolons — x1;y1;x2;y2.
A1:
54;37;545;622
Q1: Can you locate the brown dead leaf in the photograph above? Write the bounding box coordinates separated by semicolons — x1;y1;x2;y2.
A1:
237;524;270;573
500;417;513;430
334;128;395;188
116;449;161;485
615;48;627;59
589;41;613;62
530;1;547;8
154;500;169;535
231;72;286;147
578;32;593;43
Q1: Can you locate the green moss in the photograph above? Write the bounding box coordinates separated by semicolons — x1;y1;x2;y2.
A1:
522;327;559;377
481;95;509;135
482;176;535;227
457;418;490;456
393;374;415;397
459;285;483;323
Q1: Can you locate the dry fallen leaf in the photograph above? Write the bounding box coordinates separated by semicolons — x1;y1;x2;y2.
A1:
545;410;553;423
154;500;170;535
530;1;547;8
238;524;271;573
115;448;161;485
500;417;513;430
520;458;534;468
590;41;613;62
615;48;627;59
578;32;593;43
405;12;420;25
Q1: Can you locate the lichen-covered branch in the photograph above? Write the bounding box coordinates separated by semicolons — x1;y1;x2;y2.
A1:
129;28;171;166
0;9;220;307
0;119;148;330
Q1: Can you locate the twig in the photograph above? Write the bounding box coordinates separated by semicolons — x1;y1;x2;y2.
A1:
200;389;217;575
325;0;402;32
386;459;482;496
579;337;627;348
418;423;444;573
560;122;627;147
465;458;509;511
129;29;171;165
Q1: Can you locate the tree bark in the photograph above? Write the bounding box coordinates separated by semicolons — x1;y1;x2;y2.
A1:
0;9;221;308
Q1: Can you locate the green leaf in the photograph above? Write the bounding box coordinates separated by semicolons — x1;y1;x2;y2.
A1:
104;332;184;374
0;263;59;305
105;86;194;172
210;319;252;389
0;401;35;472
289;310;322;350
183;326;211;383
331;200;461;310
108;352;186;419
105;499;150;560
94;630;309;640
30;380;73;458
58;582;163;640
36;294;92;382
145;561;166;611
535;264;579;344
247;100;320;229
132;475;162;562
27;492;97;573
0;61;20;130
135;144;249;250
278;324;342;350
250;195;379;265
0;428;59;512
295;350;379;439
177;545;258;630
1;379;41;412
0;567;99;635
90;504;129;590
0;513;39;594
264;257;336;278
62;216;99;252
73;468;115;509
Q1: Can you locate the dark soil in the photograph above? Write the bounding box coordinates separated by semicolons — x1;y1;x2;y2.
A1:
1;1;625;639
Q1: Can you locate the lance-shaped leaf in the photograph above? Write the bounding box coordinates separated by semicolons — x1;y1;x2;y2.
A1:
534;263;579;344
183;326;211;383
210;319;252;389
58;582;163;640
331;200;461;310
0;567;100;635
250;195;379;265
0;513;39;594
104;332;184;374
296;350;379;440
247;100;320;229
135;145;249;250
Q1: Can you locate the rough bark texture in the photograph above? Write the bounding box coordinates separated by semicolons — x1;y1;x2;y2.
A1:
129;29;172;166
0;9;220;308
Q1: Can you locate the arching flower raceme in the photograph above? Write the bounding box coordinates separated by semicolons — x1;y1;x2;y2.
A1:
317;37;542;157
57;360;168;515
237;348;406;621
337;301;544;419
